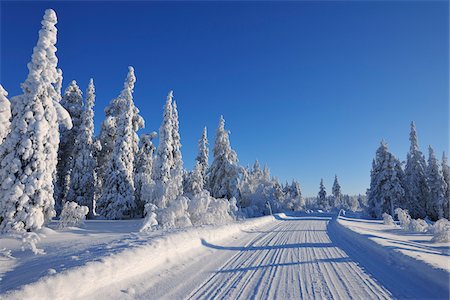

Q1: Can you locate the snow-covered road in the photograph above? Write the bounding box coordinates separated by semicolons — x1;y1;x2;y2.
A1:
87;214;448;300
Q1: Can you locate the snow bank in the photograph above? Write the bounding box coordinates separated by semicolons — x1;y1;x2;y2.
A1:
2;214;280;299
337;215;450;273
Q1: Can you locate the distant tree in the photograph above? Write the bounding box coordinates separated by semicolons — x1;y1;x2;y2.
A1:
97;67;138;219
442;152;450;219
56;80;83;210
67;79;97;218
317;179;328;211
404;122;429;219
367;141;405;218
0;85;11;144
208;116;241;200
426;146;447;220
332;175;342;208
196;127;209;184
0;9;71;232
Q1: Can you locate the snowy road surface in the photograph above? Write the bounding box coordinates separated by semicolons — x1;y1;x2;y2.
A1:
86;214;448;300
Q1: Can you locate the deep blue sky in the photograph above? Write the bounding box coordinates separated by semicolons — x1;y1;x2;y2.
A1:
1;1;448;196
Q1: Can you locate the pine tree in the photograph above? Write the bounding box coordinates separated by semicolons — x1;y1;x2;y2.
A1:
95;74;144;200
151;91;175;209
134;132;157;216
367;141;405;218
290;180;305;210
0;85;11;143
317;178;328;211
442;152;450;219
208;116;241;200
184;161;204;196
97;67;138;219
66;79;97;218
426;146;447;220
196;127;209;185
0;9;70;232
170;100;183;197
332;175;342;209
404;122;429;219
55;80;83;210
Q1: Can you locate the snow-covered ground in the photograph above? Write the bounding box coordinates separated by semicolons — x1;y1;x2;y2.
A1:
1;212;449;299
338;213;450;272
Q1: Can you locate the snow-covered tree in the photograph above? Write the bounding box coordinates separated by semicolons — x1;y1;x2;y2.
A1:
134;132;157;216
95;73;144;200
97;67;138;219
367;141;405;218
170;100;183;197
0;9;71;232
404;122;429;219
196;127;209;184
426;146;447;220
442;152;450;219
0;85;11;144
317;178;328;211
55;80;83;210
66;79;97;218
289;180;305;210
184;161;204;196
151;91;175;209
208;116;241;200
332;175;342;208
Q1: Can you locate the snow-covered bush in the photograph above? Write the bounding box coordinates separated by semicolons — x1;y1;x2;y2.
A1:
187;191;234;225
140;203;158;232
430;219;450;243
157;196;192;229
382;213;395;226
409;218;428;233
395;208;411;229
58;201;89;229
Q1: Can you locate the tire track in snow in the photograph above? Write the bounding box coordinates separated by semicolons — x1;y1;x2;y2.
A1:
186;215;391;300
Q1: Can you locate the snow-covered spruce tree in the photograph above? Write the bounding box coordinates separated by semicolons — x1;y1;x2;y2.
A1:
196;127;209;184
0;85;11;143
0;9;71;232
332;175;342;209
317;179;328;211
55;80;83;210
442;152;450;219
95;74;144;200
97;67;138;219
66;79;97;218
208;116;241;200
184;161;204;196
404;122;429;219
426;146;447;220
134;132;157;216
290;180;305;211
367;141;405;218
170;100;184;197
151;91;175;208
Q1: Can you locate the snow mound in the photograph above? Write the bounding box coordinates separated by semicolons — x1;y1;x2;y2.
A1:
58;202;88;229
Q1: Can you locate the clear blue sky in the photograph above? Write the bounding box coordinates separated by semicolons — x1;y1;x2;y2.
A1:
1;1;448;196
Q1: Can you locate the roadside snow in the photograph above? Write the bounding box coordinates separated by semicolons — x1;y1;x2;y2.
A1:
0;215;277;299
338;215;450;272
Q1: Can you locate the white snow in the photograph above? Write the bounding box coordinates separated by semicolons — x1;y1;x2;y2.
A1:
338;213;450;272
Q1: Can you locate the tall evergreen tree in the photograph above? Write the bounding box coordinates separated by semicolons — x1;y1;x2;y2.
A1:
0;85;11;144
196;127;209;184
208;116;241;200
97;67;138;219
317;179;328;211
426;146;447;220
67;79;97;218
367;141;405;218
0;9;70;232
404;122;429;219
332;175;342;208
170;100;183;197
56;80;83;210
134;132;157;216
442;152;450;219
95;74;144;200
